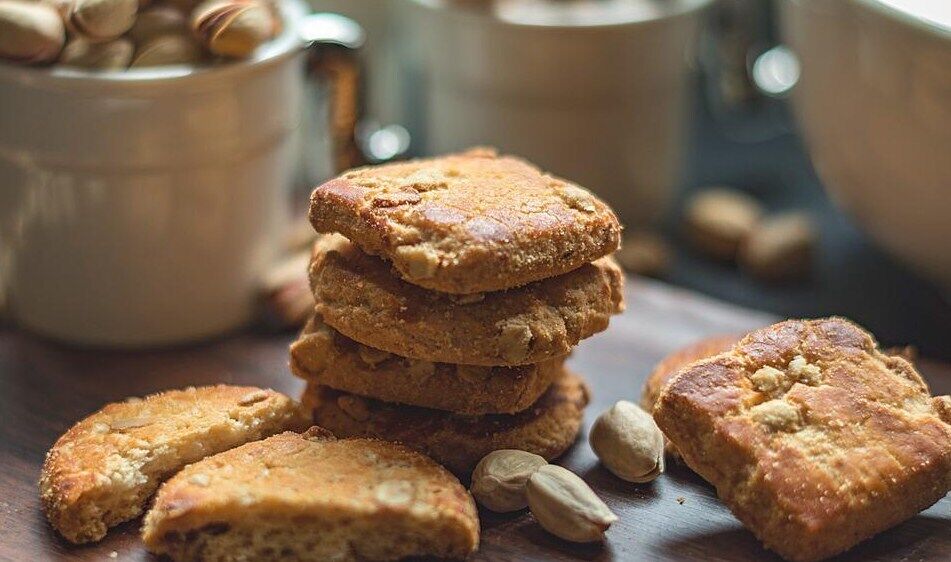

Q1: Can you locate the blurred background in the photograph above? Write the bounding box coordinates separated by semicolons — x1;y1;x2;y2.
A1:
1;0;948;357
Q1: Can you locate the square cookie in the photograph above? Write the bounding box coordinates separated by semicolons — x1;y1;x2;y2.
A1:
654;318;951;562
309;147;621;294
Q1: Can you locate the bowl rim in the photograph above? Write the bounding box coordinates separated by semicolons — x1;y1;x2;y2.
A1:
406;0;717;29
855;0;951;40
0;0;309;89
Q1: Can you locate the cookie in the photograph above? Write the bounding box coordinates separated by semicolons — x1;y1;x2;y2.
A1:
290;314;564;415
640;334;741;413
639;334;741;458
142;428;479;561
302;371;591;475
653;318;951;562
308;147;621;294
309;234;625;366
39;385;308;544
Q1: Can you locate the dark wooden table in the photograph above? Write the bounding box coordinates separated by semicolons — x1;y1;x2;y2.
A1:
1;279;948;561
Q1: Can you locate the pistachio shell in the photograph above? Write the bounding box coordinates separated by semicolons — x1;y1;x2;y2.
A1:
70;0;137;42
0;0;65;64
684;188;764;261
128;6;186;46
589;400;665;483
526;465;618;542
470;450;547;512
39;0;73;20
130;33;203;67
59;37;133;69
191;0;276;59
740;212;816;281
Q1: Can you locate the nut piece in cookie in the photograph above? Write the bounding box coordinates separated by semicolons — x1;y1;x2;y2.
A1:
653;318;951;562
39;385;308;544
309;147;621;294
301;371;591;475
290;314;564;414
309;234;625;366
142;429;479;561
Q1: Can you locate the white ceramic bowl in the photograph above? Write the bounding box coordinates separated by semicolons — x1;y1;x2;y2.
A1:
401;0;714;228
781;0;951;289
0;0;348;346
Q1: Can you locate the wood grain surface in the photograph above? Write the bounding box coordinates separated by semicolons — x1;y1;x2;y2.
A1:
0;279;948;561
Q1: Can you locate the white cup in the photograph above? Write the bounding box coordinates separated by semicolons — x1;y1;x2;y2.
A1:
401;0;714;228
0;0;361;346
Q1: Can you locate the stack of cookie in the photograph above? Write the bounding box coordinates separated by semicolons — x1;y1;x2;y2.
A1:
290;148;625;474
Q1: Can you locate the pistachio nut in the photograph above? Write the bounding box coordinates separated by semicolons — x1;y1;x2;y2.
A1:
70;0;138;42
739;212;815;282
191;0;277;59
470;450;547;512
589;400;665;483
526;464;618;542
40;0;72;19
130;33;203;67
357;344;391;367
456;364;492;385
128;5;187;45
59;37;133;69
0;0;65;64
684;187;763;261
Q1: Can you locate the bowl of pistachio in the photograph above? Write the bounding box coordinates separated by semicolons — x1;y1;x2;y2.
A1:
0;0;286;70
0;0;364;346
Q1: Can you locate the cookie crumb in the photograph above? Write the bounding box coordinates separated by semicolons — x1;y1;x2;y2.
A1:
749;399;801;431
677;496;686;505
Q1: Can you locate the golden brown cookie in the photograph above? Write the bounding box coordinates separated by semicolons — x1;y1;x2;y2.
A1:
290;314;564;415
640;334;741;413
639;334;741;458
302;371;591;475
40;385;308;544
309;147;621;294
142;428;479;561
309;235;625;366
654;318;951;562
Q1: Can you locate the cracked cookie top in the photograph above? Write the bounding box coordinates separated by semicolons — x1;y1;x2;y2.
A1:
308;148;621;294
142;430;479;561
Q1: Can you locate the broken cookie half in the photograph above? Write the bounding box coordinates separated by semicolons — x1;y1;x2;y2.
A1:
142;428;480;561
40;385;308;544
